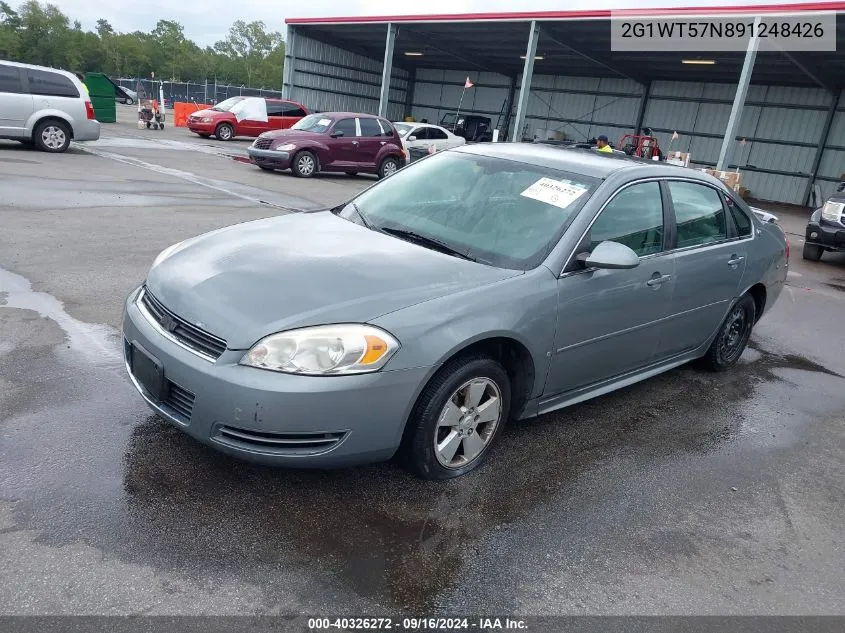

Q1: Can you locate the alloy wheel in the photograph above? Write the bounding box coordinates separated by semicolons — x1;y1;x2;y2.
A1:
434;378;502;469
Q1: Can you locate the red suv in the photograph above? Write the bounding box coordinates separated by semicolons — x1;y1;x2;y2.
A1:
247;112;406;179
187;97;309;141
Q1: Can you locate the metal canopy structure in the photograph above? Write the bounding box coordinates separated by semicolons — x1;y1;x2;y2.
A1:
288;3;845;90
285;2;845;205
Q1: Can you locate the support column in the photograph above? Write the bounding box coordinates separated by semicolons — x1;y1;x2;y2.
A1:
501;75;517;140
511;21;540;143
403;67;416;120
803;91;840;207
634;81;651;134
379;23;397;118
282;25;296;101
716;17;761;171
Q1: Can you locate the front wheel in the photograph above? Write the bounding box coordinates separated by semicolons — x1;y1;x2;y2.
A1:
215;123;234;141
378;156;401;179
400;356;510;479
126;98;134;106
291;151;318;178
701;294;756;371
802;243;824;261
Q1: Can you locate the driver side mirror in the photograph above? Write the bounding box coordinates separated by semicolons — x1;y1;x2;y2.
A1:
330;130;344;138
407;135;417;142
576;241;640;270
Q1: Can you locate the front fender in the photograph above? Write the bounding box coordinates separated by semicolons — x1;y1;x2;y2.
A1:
26;109;76;136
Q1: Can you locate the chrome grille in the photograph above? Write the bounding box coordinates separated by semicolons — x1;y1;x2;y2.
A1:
253;138;273;150
215;426;346;455
165;381;195;420
139;288;227;361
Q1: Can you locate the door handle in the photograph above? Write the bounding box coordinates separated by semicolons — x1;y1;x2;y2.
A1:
646;274;672;287
728;255;745;267
352;141;359;146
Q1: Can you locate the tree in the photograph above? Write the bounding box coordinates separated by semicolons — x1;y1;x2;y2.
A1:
213;20;282;86
0;1;21;57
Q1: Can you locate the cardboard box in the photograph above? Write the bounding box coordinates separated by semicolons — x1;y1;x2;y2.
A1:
666;151;691;167
705;168;742;192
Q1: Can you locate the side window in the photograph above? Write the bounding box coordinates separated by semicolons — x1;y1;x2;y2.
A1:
428;128;448;140
410;127;428;140
724;194;752;238
265;100;285;117
359;117;383;137
332;118;357;137
668;181;728;248
26;69;79;98
0;64;23;94
281;103;307;117
587;182;665;257
378;119;394;136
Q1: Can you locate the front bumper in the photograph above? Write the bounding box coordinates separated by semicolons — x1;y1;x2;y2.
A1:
805;220;845;250
188;120;215;134
247;147;291;169
121;287;428;468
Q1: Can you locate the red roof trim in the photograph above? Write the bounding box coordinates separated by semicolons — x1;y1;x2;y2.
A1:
285;1;845;25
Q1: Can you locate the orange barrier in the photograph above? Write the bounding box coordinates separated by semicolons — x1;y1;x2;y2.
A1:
173;101;211;127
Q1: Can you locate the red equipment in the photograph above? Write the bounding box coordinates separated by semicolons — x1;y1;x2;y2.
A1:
617;134;662;160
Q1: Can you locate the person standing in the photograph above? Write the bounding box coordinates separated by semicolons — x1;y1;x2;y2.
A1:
596;135;613;153
75;72;90;99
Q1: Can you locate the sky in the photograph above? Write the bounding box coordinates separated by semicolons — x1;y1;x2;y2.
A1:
45;0;821;46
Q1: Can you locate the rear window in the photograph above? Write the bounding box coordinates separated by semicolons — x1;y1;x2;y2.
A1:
26;69;79;98
0;64;23;94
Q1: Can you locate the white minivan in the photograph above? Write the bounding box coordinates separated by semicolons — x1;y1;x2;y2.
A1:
0;60;100;153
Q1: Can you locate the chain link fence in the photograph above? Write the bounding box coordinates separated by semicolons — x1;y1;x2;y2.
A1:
114;78;284;107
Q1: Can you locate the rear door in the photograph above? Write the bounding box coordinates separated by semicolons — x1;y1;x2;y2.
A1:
0;64;32;138
264;99;286;132
426;126;452;150
357;117;387;167
657;179;749;358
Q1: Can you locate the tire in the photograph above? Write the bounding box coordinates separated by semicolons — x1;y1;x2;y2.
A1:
146;122;151;129
198;133;211;138
400;355;511;480
33;120;71;153
378;156;401;179
701;294;756;372
126;98;134;106
215;123;234;141
291;151;318;178
258;165;275;172
802;243;824;261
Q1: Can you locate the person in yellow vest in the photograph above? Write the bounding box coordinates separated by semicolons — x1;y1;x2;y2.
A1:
596;135;613;153
75;72;90;99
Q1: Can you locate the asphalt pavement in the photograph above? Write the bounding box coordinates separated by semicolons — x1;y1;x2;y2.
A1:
0;111;843;618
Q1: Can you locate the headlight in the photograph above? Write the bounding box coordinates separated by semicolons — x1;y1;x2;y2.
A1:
820;201;844;223
277;143;297;151
200;117;213;123
240;324;399;375
152;240;186;267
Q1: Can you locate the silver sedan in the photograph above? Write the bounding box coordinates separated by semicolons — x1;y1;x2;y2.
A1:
123;145;788;479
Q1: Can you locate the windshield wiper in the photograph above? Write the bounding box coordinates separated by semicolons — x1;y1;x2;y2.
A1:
379;227;478;262
349;202;374;230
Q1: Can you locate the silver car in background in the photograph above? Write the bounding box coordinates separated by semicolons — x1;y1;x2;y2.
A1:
123;145;788;479
0;60;100;152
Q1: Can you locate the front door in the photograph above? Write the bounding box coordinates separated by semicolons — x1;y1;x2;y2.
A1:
545;180;675;397
657;180;749;358
326;117;360;167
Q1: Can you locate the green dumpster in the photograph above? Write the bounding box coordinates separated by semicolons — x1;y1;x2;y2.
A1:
83;72;117;123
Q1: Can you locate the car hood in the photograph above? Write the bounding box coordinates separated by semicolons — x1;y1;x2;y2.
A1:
190;109;222;118
260;129;324;141
145;212;521;350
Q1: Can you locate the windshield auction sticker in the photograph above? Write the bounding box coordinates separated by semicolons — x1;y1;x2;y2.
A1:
521;178;588;209
318;118;332;126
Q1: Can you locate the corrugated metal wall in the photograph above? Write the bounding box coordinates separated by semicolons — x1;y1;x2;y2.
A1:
287;34;408;121
410;69;511;126
643;81;835;205
814;87;845;202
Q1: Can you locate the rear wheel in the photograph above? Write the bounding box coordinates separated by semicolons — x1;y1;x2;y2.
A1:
400;355;510;479
215;123;234;141
378;156;400;179
291;151;318;178
34;120;71;153
701;294;756;371
802;243;824;261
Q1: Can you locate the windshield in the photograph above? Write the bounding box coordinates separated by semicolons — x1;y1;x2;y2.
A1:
292;114;333;133
394;123;413;136
339;152;599;270
212;97;245;112
440;113;456;126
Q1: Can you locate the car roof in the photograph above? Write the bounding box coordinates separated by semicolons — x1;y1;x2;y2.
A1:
316;111;385;119
453;143;703;180
396;122;448;130
1;60;75;78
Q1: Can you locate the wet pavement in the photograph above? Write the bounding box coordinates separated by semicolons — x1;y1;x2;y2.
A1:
1;122;844;616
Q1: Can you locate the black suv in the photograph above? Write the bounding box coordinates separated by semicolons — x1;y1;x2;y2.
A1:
439;113;493;142
803;182;845;261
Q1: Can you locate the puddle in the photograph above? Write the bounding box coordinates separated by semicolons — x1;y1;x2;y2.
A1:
824;282;845;293
0;267;120;365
